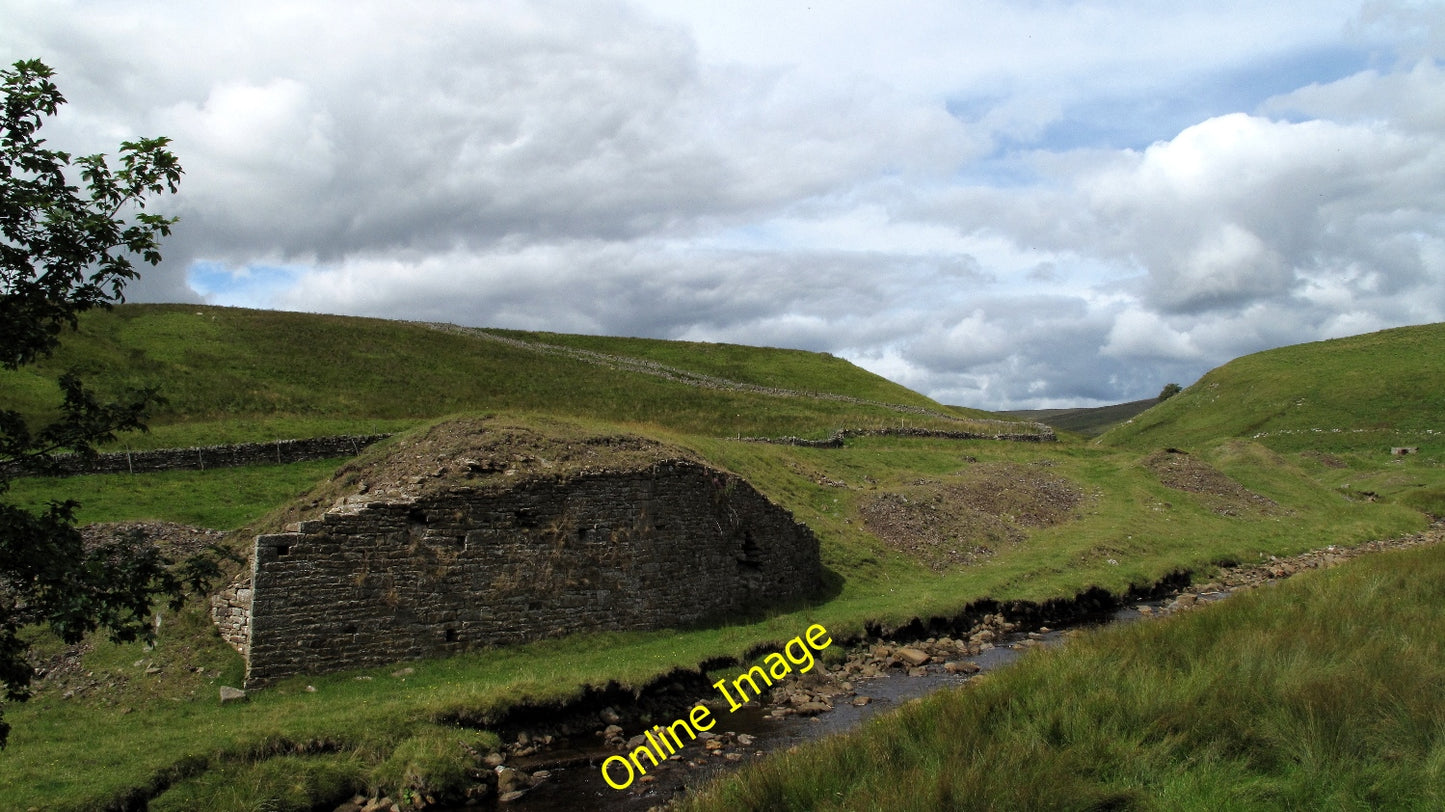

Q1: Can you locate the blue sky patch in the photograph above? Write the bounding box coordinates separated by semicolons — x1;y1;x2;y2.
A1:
188;262;304;308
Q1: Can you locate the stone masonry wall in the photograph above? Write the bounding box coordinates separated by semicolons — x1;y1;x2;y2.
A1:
239;460;820;686
740;425;1056;448
211;580;252;654
4;434;390;478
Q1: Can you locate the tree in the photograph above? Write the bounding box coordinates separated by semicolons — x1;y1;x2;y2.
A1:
0;59;210;747
1158;382;1183;402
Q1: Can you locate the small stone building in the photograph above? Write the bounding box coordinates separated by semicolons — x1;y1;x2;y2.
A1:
213;418;822;686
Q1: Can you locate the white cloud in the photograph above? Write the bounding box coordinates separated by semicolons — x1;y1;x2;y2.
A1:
1266;59;1445;131
1102;309;1201;361
3;0;1443;411
157;80;338;216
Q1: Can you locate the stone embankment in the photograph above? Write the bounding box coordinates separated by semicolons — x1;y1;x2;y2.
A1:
4;434;390;478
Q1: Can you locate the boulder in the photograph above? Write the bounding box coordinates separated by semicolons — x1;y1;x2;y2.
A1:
895;647;931;667
495;766;530;794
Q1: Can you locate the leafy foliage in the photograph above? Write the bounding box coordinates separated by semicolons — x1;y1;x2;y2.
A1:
0;58;212;748
1;60;181;369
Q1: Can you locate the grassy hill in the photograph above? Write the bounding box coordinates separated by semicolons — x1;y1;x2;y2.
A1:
1006;398;1158;437
1100;323;1445;455
2;309;1442;810
0;304;1016;449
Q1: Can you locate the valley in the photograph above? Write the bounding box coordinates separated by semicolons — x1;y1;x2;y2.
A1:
0;306;1441;810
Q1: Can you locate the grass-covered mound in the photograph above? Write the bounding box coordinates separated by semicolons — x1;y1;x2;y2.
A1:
247;414;697;537
1101;322;1445;455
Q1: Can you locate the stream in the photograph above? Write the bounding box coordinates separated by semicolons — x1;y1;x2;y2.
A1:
424;529;1440;812
452;599;1191;812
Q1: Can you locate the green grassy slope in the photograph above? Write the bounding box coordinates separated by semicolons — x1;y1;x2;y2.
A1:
3;312;1443;810
4;428;1427;810
0;304;1016;449
485;328;960;412
1006;398;1158;437
1100;323;1445;454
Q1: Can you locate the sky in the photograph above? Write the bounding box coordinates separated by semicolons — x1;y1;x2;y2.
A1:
4;0;1444;410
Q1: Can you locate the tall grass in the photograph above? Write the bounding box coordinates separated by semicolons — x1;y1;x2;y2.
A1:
683;542;1445;811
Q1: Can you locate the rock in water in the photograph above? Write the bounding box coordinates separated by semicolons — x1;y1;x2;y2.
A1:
896;647;931;667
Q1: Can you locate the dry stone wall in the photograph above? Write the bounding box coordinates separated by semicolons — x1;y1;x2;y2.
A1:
5;434;390;478
211;580;252;654
739;425;1056;448
235;460;820;686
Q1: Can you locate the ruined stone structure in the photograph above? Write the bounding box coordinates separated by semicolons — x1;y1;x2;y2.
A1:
215;419;822;686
